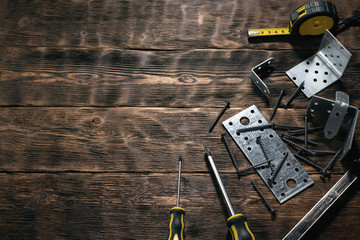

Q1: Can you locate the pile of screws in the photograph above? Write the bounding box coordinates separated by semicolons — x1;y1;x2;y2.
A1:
209;84;345;216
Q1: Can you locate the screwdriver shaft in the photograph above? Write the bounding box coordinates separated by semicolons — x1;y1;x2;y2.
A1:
205;147;235;216
177;155;182;208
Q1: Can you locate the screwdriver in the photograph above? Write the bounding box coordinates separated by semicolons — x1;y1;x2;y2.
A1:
204;147;255;240
168;154;185;240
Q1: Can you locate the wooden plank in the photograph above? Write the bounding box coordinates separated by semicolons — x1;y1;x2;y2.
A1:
0;0;359;50
0;172;358;239
1;48;359;107
1;1;359;239
0;107;356;173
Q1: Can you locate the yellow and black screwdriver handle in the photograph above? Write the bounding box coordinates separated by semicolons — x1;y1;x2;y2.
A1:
227;214;255;240
168;207;185;240
248;1;339;38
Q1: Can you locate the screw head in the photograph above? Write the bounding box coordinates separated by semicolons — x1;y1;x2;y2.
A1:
270;207;277;215
224;101;231;109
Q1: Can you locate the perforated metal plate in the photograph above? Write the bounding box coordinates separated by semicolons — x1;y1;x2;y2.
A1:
307;92;358;159
324;91;349;139
287;30;352;98
249;58;273;95
222;105;314;204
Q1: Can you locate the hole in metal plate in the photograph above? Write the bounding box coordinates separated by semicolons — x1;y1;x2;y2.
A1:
287;179;297;189
240;117;250;125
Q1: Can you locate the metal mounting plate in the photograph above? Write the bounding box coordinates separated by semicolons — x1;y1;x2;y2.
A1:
222;105;314;203
286;30;352;98
324;91;349;139
249;58;273;95
307;92;358;159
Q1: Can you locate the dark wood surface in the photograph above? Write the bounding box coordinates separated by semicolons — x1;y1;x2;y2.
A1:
0;0;359;239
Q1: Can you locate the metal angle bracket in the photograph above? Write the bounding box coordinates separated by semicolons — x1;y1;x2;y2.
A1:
222;105;314;204
307;91;358;159
249;58;274;95
324;91;349;139
286;30;352;98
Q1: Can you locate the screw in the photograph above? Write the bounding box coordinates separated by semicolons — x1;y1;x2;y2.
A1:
251;180;276;215
268;152;289;187
288;126;324;136
321;148;343;176
256;136;273;173
304;114;309;150
274;123;305;130
236;123;274;134
270;89;286;121
221;134;240;176
281;137;315;156
294;154;329;176
283;81;305;108
311;150;338;156
281;133;319;147
209;101;230;133
237;159;275;176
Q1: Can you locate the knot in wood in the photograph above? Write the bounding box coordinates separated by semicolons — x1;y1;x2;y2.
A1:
178;74;197;83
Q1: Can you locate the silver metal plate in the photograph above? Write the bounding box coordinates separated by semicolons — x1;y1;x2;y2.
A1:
287;30;352;98
249;58;273;95
324;91;349;139
307;92;358;159
222;105;314;203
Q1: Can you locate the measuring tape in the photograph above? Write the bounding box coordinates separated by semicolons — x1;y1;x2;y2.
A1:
248;1;339;38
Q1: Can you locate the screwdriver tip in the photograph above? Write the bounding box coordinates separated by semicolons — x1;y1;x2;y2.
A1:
204;146;211;156
179;154;182;162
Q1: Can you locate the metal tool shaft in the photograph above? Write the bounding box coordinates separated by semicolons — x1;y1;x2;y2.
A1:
205;147;236;216
176;155;182;207
283;170;358;239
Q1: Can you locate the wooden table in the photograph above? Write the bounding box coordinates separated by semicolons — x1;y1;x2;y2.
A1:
0;0;359;239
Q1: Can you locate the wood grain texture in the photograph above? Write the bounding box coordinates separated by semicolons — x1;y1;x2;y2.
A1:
0;0;359;50
0;172;359;240
0;0;359;239
0;107;357;173
0;47;359;107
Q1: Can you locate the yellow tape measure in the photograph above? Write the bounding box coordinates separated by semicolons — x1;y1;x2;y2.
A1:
248;1;339;38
